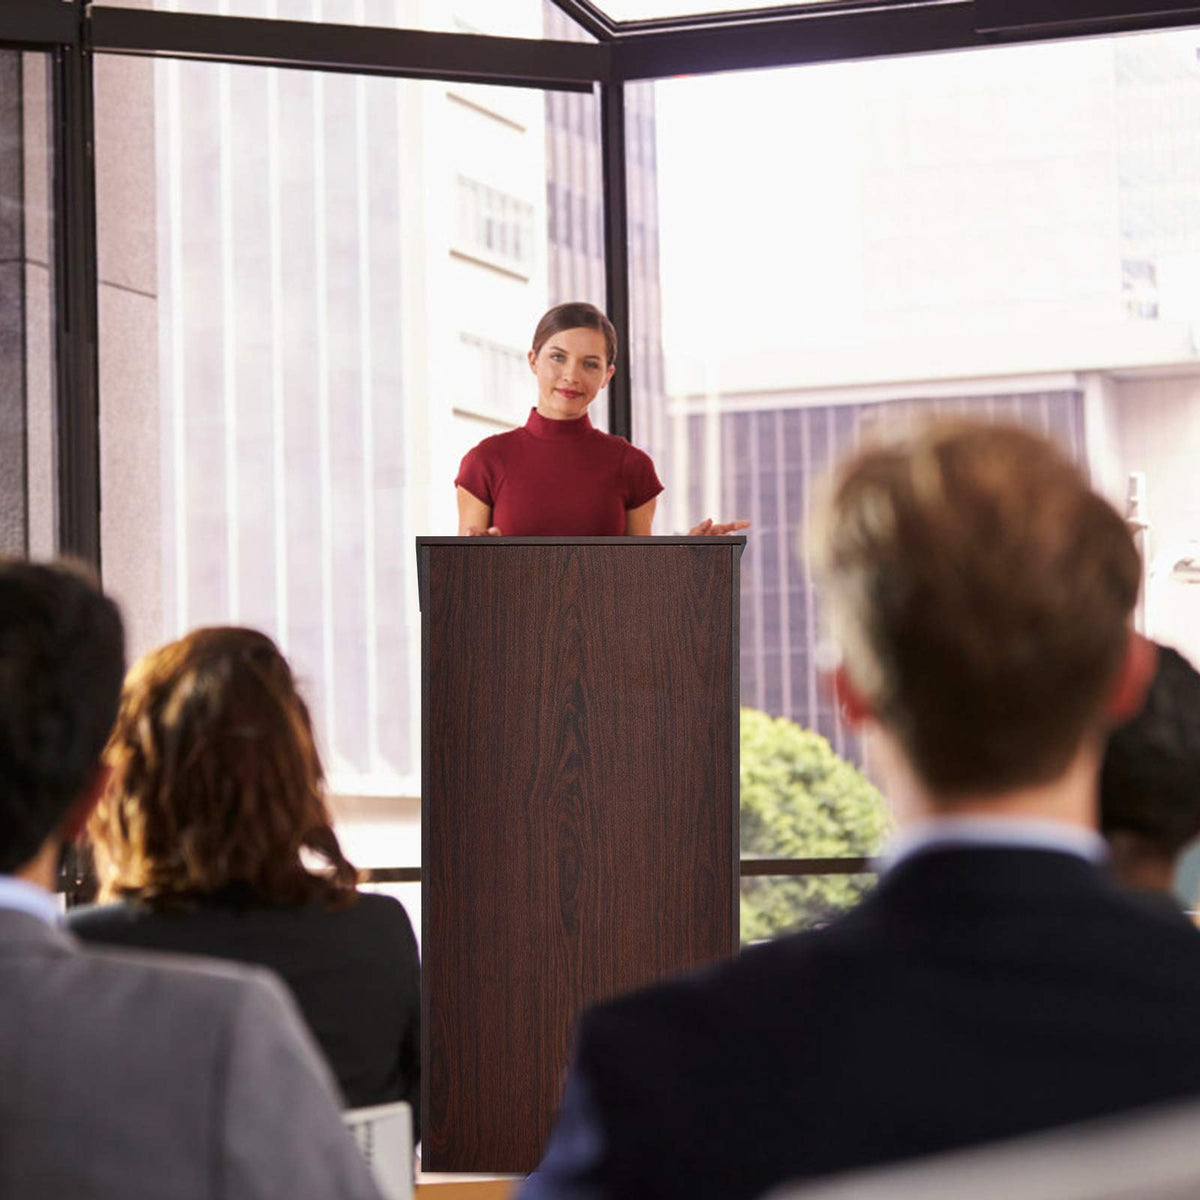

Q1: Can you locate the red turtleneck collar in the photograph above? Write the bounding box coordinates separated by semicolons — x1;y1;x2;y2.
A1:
524;407;595;439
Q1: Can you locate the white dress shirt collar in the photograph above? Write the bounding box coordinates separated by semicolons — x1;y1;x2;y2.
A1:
0;875;63;926
878;816;1108;875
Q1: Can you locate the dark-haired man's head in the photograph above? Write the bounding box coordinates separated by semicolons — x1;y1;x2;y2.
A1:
0;560;124;879
816;421;1149;817
1101;643;1200;897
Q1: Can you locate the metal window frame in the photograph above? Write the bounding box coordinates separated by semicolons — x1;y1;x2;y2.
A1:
600;81;633;437
52;20;101;568
362;857;872;884
0;1;79;50
89;8;611;88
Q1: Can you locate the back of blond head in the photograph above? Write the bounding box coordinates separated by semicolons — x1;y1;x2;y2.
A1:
816;421;1140;798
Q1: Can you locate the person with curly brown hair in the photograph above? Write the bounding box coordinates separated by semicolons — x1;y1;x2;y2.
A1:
69;626;420;1132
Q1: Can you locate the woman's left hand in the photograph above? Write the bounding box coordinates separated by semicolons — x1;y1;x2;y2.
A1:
688;518;751;536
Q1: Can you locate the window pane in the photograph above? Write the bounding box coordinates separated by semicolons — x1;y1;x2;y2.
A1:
331;794;422;949
91;0;595;39
741;873;877;944
633;27;1200;808
740;705;888;914
0;52;55;559
95;54;603;803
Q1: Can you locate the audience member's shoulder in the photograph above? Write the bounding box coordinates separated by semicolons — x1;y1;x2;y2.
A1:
67;898;140;937
350;890;416;933
583;926;838;1042
82;935;282;998
62;936;295;1046
334;890;419;957
1101;880;1200;946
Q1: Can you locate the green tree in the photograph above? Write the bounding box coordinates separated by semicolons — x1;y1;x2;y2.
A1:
740;706;889;943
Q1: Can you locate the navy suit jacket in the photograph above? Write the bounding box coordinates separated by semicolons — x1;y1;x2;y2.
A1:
521;847;1200;1200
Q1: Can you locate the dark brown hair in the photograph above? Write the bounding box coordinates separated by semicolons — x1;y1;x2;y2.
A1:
815;421;1141;798
532;302;617;366
90;626;358;908
0;559;124;873
1101;643;1200;857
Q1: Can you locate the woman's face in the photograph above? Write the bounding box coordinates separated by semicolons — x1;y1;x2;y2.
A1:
529;326;614;421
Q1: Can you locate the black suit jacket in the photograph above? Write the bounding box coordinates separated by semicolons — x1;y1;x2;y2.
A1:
69;891;420;1130
521;847;1200;1200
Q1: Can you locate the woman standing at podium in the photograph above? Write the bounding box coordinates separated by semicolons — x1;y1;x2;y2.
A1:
456;301;748;537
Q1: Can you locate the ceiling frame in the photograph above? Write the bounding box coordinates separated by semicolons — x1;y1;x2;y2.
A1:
89;9;609;90
71;2;1200;86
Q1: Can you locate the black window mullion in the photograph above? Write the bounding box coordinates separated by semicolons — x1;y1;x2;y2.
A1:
600;81;632;440
51;4;100;572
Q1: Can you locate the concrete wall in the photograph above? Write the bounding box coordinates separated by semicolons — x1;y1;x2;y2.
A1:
0;52;28;556
93;33;162;658
0;52;56;561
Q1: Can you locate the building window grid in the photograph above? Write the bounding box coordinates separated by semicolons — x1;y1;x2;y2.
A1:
459;332;529;424
456;174;535;271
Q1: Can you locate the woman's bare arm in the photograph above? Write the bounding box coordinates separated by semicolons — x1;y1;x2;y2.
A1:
457;486;501;536
626;496;658;536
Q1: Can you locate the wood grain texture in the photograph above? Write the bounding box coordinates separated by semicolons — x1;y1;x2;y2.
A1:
421;542;739;1173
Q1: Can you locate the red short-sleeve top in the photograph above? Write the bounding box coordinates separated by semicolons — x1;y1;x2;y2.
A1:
455;408;664;536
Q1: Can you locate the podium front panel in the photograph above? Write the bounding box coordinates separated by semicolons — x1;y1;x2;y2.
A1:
420;539;740;1172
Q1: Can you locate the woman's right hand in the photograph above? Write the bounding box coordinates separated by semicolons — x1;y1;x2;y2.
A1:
688;518;751;536
466;526;504;536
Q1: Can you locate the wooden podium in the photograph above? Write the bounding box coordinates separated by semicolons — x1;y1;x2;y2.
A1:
417;536;745;1173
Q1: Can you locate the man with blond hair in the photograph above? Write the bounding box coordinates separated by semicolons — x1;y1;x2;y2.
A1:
521;422;1200;1200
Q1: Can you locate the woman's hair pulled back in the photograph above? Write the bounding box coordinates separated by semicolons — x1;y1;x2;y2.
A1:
532;302;617;366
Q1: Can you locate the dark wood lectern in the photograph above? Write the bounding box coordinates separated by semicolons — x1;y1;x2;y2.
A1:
417;536;744;1173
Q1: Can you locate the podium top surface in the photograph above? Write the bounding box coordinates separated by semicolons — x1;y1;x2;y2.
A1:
416;535;747;548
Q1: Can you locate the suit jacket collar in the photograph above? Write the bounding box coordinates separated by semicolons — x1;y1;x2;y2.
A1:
880;817;1107;874
866;843;1114;916
0;906;77;957
0;874;64;926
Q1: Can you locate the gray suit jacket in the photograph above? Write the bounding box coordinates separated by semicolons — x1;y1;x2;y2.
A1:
0;908;384;1200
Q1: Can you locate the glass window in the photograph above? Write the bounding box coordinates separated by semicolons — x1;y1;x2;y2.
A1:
741;873;877;944
331;793;422;948
0;52;55;560
94;50;604;850
633;26;1200;934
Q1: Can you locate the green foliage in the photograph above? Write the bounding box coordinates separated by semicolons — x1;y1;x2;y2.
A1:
740;706;890;944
